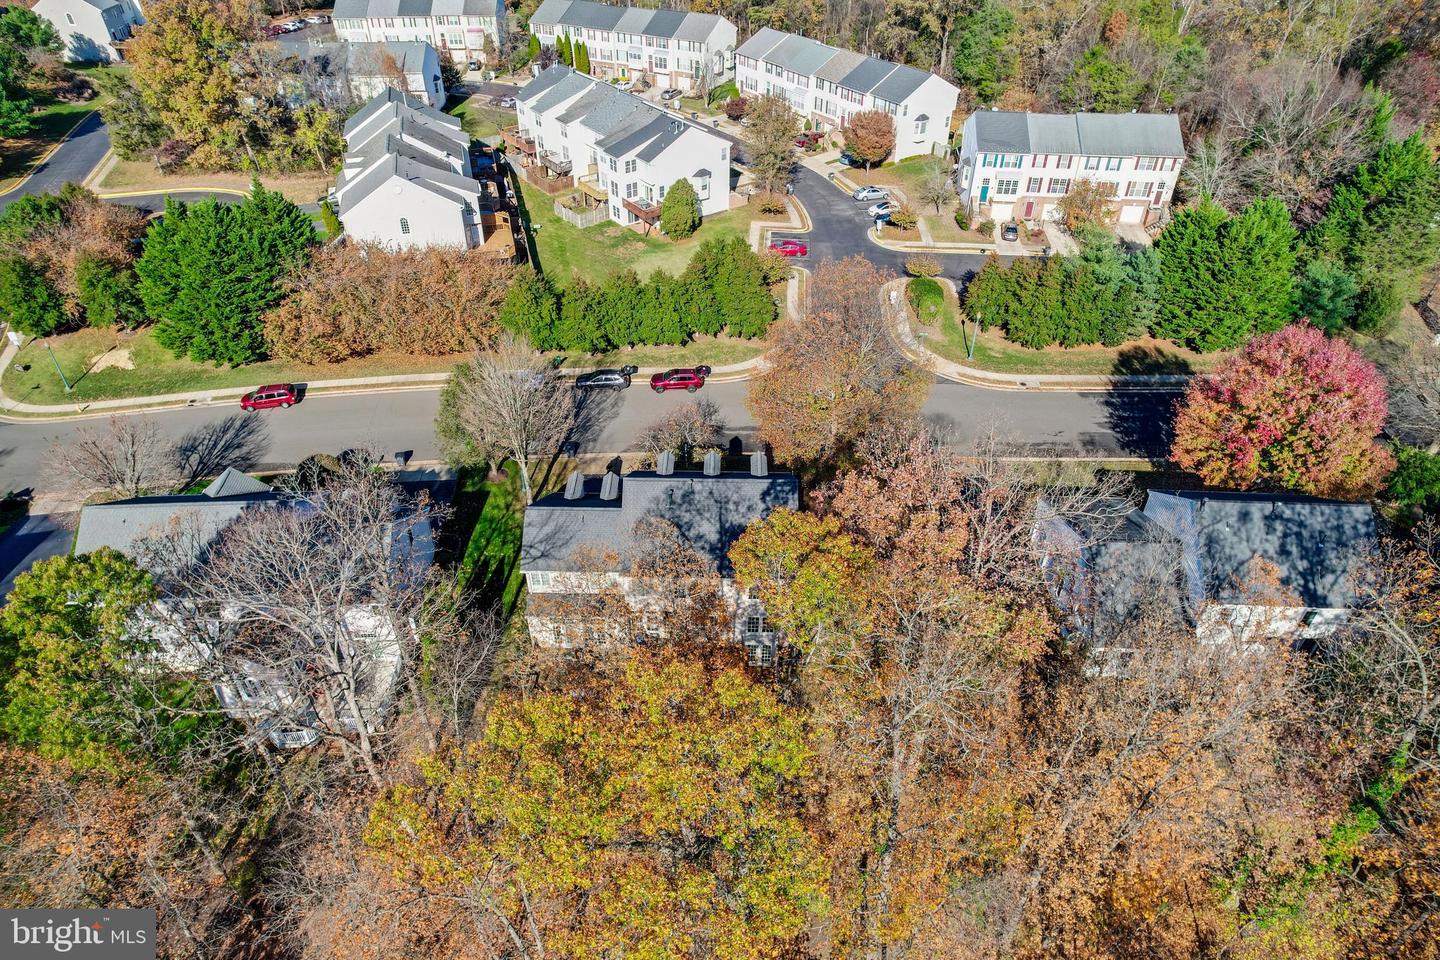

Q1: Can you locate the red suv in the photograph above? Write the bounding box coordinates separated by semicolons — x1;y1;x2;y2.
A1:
241;383;299;411
650;366;711;393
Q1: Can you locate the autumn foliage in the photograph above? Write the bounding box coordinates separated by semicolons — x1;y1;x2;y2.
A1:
842;109;897;167
1171;323;1394;498
264;243;514;362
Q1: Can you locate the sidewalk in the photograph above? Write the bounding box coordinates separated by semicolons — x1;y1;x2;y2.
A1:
0;338;770;421
882;278;1190;393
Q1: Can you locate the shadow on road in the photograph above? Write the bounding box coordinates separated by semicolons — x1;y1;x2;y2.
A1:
1101;389;1179;460
174;414;271;486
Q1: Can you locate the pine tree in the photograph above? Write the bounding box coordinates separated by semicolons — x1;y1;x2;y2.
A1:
499;267;561;349
1296;258;1359;333
1224;196;1297;338
558;34;573;66
527;32;540;63
0;255;65;336
574;41;590;75
659;178;701;238
1154;199;1229;350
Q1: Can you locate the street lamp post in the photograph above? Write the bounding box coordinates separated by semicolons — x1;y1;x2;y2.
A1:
45;340;72;393
966;312;980;361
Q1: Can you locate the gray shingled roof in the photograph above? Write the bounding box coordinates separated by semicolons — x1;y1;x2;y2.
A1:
735;26;786;61
334;0;500;17
516;62;572;104
346;40;436;77
347;112;465;160
338;152;478;214
813;48;864;84
527;71;593;113
765;32;835;76
529;0;727;43
870;63;930;103
343;86;459;138
75;484;280;564
838;56;895;95
555;83;619;124
970;110;1184;156
204;468;272;499
522;471;800;576
1141;490;1376;609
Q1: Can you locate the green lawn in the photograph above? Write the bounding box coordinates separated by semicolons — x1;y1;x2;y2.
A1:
0;66;125;190
450;462;528;616
518;181;760;285
445;94;514;141
921;320;1225;376
4;328;458;406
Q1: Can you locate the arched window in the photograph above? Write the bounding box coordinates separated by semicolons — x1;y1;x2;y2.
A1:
399;218;411;235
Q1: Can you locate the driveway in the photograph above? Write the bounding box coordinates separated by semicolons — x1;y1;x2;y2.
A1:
0;110;111;213
0;511;74;598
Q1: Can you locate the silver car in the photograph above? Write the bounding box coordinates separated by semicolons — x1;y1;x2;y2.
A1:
866;200;896;218
852;185;889;202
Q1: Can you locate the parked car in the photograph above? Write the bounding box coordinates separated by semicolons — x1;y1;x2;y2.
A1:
616;79;636;92
495;96;515;108
575;366;637;389
241;384;299;411
1000;221;1020;241
660;88;683;101
852;185;889;202
769;238;808;257
794;131;823;148
867;200;896;218
263;24;285;36
650;367;712;393
839;152;861;166
304;13;329;23
280;20;304;31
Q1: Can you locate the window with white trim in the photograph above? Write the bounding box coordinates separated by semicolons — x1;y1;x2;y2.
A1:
1137;156;1158;171
1026;177;1043;192
399;218;410;234
995;179;1019;196
1105;157;1122;171
1057;155;1073;169
1048;178;1070;194
624;159;636;173
745;612;769;634
1083;156;1101;170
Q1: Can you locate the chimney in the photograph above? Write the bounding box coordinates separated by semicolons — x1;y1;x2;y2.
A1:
564;471;585;500
703;451;721;476
750;451;768;477
599;471;620;501
656;450;675;475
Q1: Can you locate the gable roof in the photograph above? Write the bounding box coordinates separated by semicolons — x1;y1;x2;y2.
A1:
529;0;729;43
736;26;956;100
970;110;1184;157
343;86;459;138
1141;490;1377;609
522;470;799;576
75;473;280;567
337;151;479;214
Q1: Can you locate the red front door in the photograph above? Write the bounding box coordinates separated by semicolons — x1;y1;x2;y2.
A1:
1023;200;1035;218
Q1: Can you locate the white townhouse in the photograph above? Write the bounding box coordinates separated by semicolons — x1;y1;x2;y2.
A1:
528;0;736;95
514;65;732;230
31;0;144;62
333;0;505;65
335;88;514;254
957;110;1185;227
520;452;797;667
734;27;958;161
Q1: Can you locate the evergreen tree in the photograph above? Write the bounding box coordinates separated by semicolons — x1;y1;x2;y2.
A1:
138;184;314;365
558;34;573;66
1222;196;1297;339
555;279;606;352
951;0;1014;104
1153;200;1230;350
318;199;343;241
1296;258;1359;332
0;255;64;336
1057;260;1103;347
595;271;644;347
75;256;144;329
499;267;561;348
574;41;590;74
1309;134;1440;332
660;178;701;239
527;32;540;62
639;273;688;345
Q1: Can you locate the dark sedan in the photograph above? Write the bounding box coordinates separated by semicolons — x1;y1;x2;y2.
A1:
575;366;637;389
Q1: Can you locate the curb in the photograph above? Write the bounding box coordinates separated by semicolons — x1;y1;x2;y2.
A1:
0;109;99;198
883;278;1190;393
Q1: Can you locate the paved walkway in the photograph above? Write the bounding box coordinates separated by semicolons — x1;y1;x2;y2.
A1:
882;278;1190;393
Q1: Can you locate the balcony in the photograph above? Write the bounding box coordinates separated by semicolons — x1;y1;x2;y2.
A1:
622;196;660;223
539;150;573;177
577;173;608;204
500;126;537;157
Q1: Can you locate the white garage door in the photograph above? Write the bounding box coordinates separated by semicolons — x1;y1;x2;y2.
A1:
1118;205;1145;225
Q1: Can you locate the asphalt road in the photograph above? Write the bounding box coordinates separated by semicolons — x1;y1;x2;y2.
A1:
0;110;112;212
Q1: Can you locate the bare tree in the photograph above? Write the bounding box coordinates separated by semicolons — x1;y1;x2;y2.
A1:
744;93;800;194
636;398;725;462
448;332;576;503
153;462;441;788
49;415;181;498
916;158;957;213
1381;347;1440;452
172;413;271;487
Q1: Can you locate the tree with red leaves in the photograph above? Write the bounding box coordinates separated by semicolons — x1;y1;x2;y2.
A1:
1171;323;1394;498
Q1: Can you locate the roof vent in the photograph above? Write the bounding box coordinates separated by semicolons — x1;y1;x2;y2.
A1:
564;471;586;500
599;471;620;501
703;451;721;476
750;451;768;478
656;450;676;475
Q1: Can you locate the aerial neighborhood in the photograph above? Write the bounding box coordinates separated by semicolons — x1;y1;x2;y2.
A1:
1;0;1439;956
